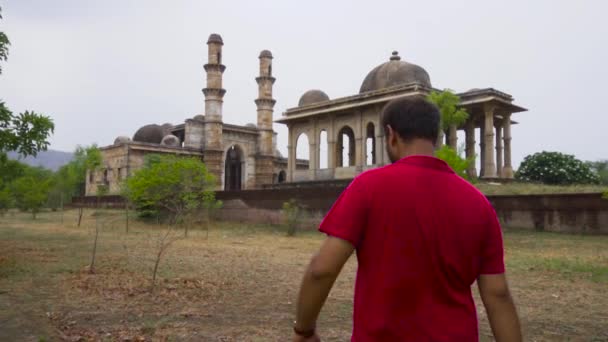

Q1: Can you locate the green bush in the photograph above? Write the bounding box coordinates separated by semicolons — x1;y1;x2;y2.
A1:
516;151;600;185
435;145;474;180
282;199;301;237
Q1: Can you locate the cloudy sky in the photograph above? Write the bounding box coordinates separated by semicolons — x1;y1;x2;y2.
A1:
0;0;606;168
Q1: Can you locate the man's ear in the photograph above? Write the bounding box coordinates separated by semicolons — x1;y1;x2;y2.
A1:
385;125;395;145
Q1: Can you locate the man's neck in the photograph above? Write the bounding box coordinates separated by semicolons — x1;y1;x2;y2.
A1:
395;139;436;160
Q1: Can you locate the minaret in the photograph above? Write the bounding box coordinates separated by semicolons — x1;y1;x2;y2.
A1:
202;33;226;187
254;50;277;186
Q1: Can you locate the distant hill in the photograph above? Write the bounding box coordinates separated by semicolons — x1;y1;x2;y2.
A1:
7;150;74;171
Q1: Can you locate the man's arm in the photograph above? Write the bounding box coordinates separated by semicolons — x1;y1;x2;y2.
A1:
477;273;522;342
294;236;355;336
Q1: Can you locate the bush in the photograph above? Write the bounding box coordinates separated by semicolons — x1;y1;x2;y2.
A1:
282;199;301;236
516;151;600;185
435;145;474;180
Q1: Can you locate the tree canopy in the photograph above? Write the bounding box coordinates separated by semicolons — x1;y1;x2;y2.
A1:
516;151;600;185
125;154;218;220
427;89;469;131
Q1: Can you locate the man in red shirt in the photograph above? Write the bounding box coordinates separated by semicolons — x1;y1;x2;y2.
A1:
293;97;522;341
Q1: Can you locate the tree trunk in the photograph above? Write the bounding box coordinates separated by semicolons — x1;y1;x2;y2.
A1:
77;207;83;227
89;217;99;274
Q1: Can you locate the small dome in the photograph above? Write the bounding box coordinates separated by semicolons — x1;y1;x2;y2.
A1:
114;136;131;145
160;134;181;147
359;51;431;93
193;114;205;121
207;33;223;45
161;123;173;135
259;50;273;59
133;124;164;144
275;150;284;158
246;123;257;128
298;89;330;107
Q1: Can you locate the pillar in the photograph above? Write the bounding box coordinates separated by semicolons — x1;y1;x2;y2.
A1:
202;33;226;189
479;123;485;177
254;49;276;187
502;113;514;178
465;119;477;178
495;123;503;178
482;105;497;178
448;124;458;149
287;126;295;182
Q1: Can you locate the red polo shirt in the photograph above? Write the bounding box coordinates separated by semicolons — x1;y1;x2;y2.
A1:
319;155;505;341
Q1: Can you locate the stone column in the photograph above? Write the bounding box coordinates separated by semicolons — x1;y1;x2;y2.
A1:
495;123;503;178
465;120;477;178
287;126;295;182
482;106;497;178
448;124;458;149
479;123;485;177
355;137;364;170
502;113;514;178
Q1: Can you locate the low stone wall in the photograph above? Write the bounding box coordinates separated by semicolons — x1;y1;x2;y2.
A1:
73;187;608;234
217;188;608;234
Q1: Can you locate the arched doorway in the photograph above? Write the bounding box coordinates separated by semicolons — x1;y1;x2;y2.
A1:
337;126;355;167
278;170;286;183
225;145;244;191
366;122;376;165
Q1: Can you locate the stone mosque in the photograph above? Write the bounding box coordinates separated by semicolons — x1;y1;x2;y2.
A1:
87;33;526;195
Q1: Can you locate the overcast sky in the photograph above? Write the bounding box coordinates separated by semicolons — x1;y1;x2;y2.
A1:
1;0;606;168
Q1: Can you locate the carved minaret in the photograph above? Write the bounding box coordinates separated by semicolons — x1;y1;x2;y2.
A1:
202;33;226;187
254;50;276;186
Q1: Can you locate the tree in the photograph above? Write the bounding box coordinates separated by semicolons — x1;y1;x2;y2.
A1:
0;7;9;75
436;145;475;181
516;151;600;185
587;160;608;185
427;90;469;147
12;167;53;219
125;154;219;227
0;9;54;157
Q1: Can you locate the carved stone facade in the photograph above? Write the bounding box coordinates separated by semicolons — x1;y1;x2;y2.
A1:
276;52;526;182
86;34;306;196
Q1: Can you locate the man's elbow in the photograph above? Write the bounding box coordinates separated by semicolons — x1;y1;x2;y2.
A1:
308;254;339;281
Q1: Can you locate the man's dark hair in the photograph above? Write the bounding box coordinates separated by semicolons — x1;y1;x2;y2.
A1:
381;97;440;143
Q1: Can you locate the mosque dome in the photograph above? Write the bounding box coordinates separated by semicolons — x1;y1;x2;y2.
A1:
259;50;273;59
193;114;205;121
207;33;223;45
133;124;164;144
114;136;131;145
160;134;181;147
359;51;431;93
298;89;330;107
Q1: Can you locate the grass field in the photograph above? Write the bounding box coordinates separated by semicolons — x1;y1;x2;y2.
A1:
0;209;607;341
475;182;607;196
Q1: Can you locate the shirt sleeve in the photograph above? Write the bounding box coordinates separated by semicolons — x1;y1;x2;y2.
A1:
479;205;506;274
319;176;369;248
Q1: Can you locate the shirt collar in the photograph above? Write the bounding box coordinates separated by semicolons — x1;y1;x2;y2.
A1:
396;155;454;173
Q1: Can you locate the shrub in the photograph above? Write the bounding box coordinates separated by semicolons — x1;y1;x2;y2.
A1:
282;199;301;236
436;145;474;180
516;151;600;185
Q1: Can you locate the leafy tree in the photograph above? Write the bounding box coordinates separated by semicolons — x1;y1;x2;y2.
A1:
587;160;608;185
53;145;102;201
0;8;54;158
0;7;9;75
516;151;600;185
436;145;475;181
125;154;219;225
12;167;53;218
427;89;469;147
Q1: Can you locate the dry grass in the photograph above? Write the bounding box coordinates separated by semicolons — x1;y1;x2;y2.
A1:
476;182;608;196
0;209;607;341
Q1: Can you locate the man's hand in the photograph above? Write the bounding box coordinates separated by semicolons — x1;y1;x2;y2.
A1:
292;332;321;342
478;273;522;342
293;236;355;338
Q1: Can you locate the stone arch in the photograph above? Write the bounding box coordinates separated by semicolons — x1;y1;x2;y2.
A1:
278;170;286;183
337;126;355;167
319;129;328;169
366;122;376;165
296;132;311;169
224;145;245;191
